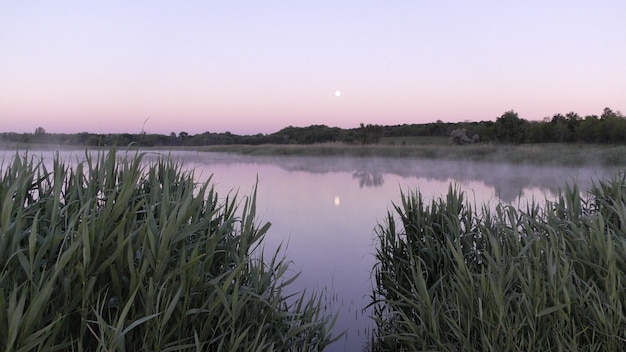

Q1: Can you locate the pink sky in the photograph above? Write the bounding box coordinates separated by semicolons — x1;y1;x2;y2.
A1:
1;1;625;135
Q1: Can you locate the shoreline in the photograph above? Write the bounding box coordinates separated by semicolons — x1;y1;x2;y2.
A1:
2;142;626;167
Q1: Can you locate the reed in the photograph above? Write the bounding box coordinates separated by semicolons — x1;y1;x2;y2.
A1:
0;150;336;351
371;176;626;351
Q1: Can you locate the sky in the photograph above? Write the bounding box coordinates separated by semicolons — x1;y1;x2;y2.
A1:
1;1;625;135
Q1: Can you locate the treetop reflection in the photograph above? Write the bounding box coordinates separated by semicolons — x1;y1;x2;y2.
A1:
164;152;618;203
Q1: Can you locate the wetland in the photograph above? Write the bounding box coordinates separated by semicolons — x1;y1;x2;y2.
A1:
2;145;623;351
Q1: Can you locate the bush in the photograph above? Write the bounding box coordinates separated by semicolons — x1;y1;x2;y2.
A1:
371;177;626;351
0;150;336;351
449;128;473;145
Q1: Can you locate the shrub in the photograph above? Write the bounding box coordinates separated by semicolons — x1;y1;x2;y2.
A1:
448;128;473;145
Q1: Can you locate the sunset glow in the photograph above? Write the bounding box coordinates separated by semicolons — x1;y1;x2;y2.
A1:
1;1;625;135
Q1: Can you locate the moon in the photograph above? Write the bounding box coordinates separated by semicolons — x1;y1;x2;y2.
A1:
335;90;341;97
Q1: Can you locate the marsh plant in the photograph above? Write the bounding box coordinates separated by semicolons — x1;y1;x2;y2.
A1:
371;177;626;351
0;150;336;351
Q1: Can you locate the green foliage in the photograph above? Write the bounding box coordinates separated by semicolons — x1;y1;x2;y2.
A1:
371;177;626;351
448;128;478;145
0;150;336;351
2;107;626;147
273;125;346;144
355;124;383;144
494;110;527;144
379;136;449;146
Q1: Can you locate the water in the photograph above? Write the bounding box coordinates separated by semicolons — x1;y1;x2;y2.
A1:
1;148;620;351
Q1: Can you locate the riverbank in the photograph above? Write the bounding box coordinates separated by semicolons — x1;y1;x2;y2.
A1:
3;142;626;167
193;143;626;166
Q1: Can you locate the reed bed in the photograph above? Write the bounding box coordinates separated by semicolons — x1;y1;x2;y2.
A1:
0;150;336;351
371;175;626;351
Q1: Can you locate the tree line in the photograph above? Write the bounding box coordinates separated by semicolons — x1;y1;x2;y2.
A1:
2;108;624;147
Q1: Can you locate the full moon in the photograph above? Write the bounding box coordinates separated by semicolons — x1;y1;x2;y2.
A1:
335;90;341;97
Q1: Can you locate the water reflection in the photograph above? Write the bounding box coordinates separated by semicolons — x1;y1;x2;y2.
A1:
166;152;617;204
352;170;384;188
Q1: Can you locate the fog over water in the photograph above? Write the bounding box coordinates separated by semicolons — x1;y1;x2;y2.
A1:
1;149;622;352
169;151;617;203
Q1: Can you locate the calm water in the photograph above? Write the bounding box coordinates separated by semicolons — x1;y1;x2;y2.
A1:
2;149;620;351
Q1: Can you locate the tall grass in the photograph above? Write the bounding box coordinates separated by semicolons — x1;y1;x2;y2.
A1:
371;175;626;351
0;150;336;351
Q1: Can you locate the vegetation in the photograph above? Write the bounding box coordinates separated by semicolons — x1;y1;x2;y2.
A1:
192;143;626;167
2;107;625;147
448;128;479;145
371;175;626;351
0;150;337;351
378;136;448;146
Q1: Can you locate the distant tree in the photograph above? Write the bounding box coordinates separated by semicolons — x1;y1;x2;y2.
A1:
494;110;527;144
546;113;575;142
597;113;626;143
579;115;600;142
357;123;383;144
565;112;581;132
113;133;135;146
431;120;449;136
601;107;617;119
34;126;46;135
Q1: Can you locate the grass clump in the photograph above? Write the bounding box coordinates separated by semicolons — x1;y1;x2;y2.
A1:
371;175;626;351
0;150;336;351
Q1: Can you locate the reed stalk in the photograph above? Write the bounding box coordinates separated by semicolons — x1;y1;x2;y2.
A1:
371;177;626;351
0;150;336;351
